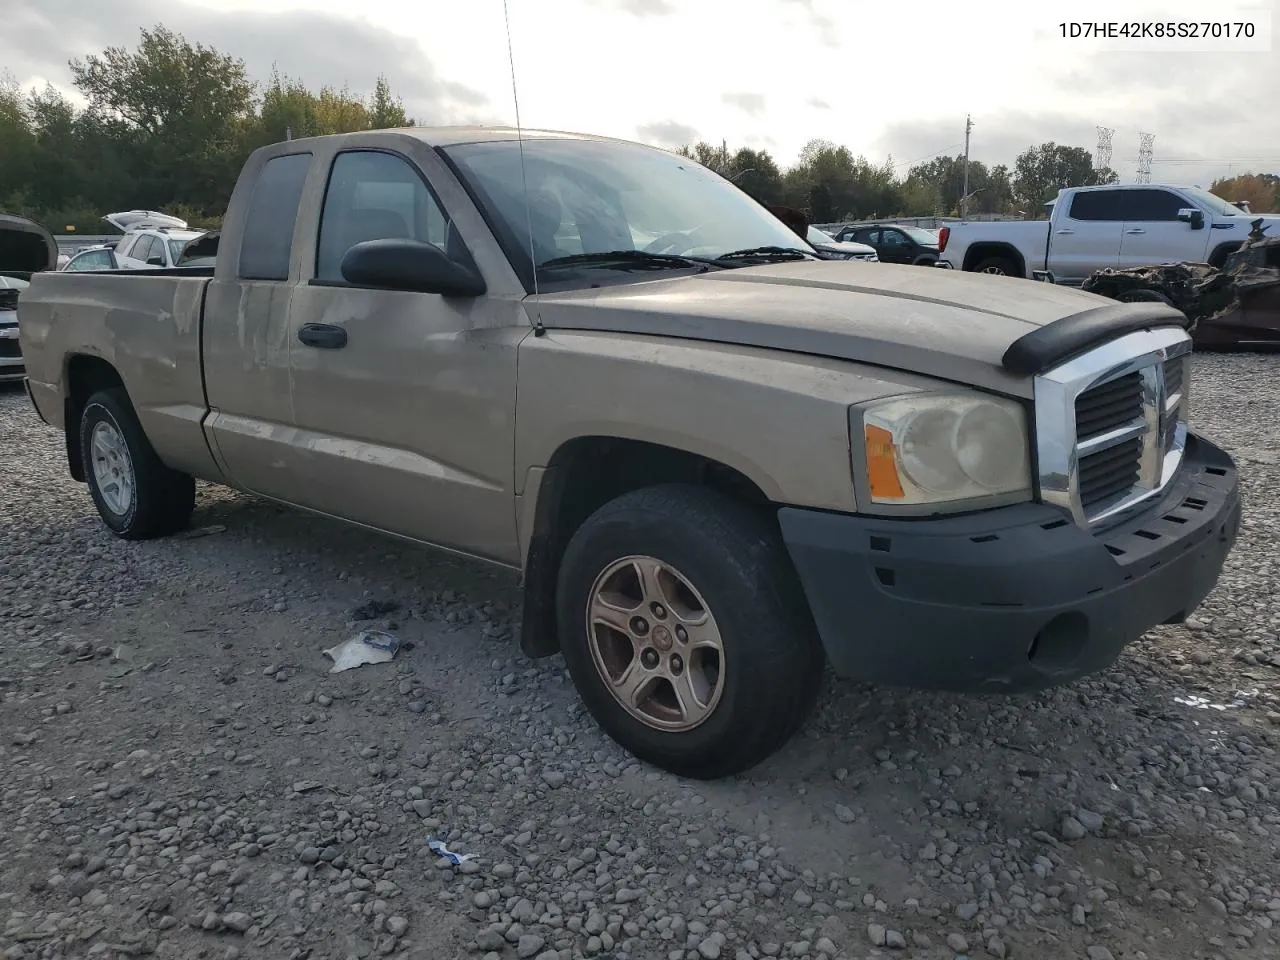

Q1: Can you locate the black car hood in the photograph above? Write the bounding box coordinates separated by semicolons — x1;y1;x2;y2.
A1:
0;213;59;279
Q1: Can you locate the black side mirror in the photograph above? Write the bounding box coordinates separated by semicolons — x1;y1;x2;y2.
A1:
340;238;485;297
146;256;165;267
1177;208;1204;230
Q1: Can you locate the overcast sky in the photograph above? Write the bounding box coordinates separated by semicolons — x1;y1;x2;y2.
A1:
8;0;1279;187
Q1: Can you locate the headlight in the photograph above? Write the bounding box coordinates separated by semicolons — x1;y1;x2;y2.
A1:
859;392;1031;505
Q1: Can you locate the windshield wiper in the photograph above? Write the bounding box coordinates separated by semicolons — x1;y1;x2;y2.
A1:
539;250;721;272
715;245;816;263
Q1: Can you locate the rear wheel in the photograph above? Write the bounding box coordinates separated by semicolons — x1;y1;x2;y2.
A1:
556;484;825;779
972;256;1018;276
79;387;195;539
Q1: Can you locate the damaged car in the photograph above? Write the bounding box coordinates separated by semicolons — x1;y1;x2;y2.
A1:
1;212;60;383
1079;220;1280;349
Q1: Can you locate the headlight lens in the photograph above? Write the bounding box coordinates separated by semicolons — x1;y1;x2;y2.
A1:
861;392;1030;505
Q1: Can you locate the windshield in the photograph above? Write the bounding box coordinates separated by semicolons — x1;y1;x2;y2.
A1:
1179;186;1246;217
442;138;813;289
900;226;939;245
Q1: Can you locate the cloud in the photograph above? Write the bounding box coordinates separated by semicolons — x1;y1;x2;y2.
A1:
4;0;492;124
807;97;831;110
722;92;765;115
635;120;699;149
777;0;838;47
873;49;1280;186
588;0;673;14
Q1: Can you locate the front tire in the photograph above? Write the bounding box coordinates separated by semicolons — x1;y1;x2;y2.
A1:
972;256;1018;277
79;388;195;539
555;484;824;779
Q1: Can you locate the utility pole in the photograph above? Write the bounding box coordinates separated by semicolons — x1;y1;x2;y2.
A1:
960;115;972;218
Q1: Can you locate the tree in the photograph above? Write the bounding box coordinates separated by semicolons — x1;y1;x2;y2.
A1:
905;156;1016;216
723;147;782;204
1012;142;1117;211
368;75;413;129
1210;173;1279;213
69;25;256;209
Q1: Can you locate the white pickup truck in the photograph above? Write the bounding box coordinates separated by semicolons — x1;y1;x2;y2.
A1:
938;183;1280;285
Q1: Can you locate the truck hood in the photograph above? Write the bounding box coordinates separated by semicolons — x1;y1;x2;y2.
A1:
530;260;1166;398
0;212;59;278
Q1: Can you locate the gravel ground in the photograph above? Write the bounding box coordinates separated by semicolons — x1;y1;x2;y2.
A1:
2;354;1279;960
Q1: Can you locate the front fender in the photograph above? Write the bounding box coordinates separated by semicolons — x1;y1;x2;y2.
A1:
514;330;944;514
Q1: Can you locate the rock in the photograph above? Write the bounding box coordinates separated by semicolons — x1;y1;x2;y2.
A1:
517;934;545;958
221;913;252;933
867;923;887;946
833;804;856;823
1059;816;1087;841
387;917;408;936
1076;808;1105;833
947;933;970;952
1087;948;1115;960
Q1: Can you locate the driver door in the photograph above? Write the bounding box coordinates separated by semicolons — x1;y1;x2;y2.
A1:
875;228;912;264
282;147;521;563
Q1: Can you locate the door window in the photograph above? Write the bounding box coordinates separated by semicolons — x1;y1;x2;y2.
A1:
130;235;157;262
316;150;464;283
67;250;113;271
1067;190;1125;221
878;230;909;249
1123;189;1186;221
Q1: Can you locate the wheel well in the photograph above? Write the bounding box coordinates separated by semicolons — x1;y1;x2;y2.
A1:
963;243;1025;275
1209;242;1241;268
519;437;774;659
64;355;125;482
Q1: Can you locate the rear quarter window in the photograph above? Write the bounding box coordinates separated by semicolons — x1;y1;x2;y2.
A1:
238;152;313;281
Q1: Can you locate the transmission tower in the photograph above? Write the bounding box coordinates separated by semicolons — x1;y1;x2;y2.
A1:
1094;126;1114;170
1136;132;1155;183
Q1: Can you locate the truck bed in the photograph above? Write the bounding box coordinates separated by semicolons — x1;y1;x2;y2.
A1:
20;270;221;481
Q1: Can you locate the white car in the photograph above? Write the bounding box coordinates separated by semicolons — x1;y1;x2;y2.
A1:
102;210;205;270
805;226;879;261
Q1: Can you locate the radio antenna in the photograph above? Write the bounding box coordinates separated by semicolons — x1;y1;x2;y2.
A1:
502;0;539;302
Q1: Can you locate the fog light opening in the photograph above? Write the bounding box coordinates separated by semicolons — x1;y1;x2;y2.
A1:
1027;612;1089;671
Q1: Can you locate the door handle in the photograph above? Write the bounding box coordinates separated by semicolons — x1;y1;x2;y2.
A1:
1055;229;1073;234
1125;228;1145;234
297;323;347;349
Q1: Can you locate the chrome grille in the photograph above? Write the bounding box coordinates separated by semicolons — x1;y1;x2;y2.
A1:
1074;372;1144;511
1034;327;1192;528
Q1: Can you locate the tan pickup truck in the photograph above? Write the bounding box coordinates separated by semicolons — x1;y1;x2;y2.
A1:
16;128;1241;779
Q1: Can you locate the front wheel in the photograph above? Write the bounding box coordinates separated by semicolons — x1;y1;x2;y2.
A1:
972;256;1019;276
556;484;825;779
79;387;195;539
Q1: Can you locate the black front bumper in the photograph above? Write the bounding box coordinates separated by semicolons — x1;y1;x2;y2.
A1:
778;434;1241;693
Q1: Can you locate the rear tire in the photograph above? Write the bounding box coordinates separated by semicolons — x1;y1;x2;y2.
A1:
555;483;825;779
79;387;195;540
972;256;1019;277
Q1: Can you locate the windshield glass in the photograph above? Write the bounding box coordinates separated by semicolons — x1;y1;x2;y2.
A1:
442;138;813;288
1179;186;1245;217
901;226;939;244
